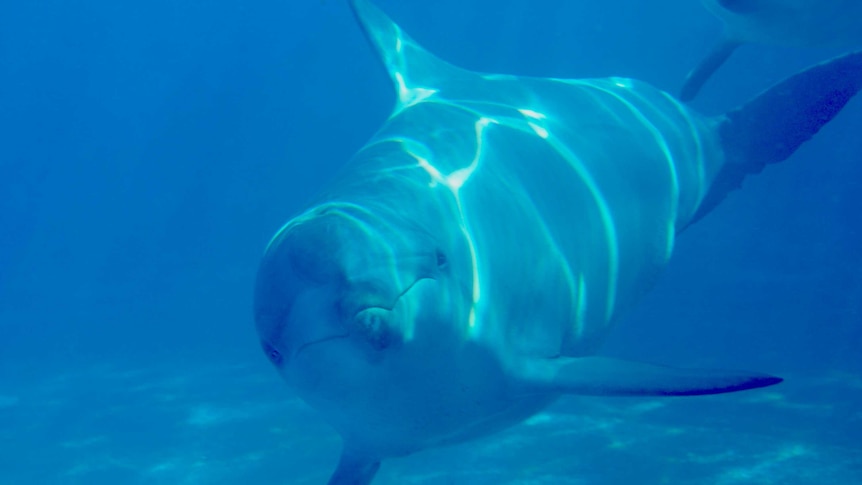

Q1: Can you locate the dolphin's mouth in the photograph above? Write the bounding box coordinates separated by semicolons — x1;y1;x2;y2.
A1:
293;277;434;357
351;276;434;316
295;333;350;356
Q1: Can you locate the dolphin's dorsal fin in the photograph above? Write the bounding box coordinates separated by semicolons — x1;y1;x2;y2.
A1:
349;0;468;110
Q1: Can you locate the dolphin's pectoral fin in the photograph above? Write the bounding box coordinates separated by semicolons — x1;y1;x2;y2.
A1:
679;38;740;102
327;448;381;485
522;356;782;396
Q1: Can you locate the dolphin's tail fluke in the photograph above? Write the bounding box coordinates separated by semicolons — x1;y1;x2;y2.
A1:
722;51;862;169
690;51;862;224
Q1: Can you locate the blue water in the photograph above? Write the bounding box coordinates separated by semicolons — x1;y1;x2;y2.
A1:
1;0;860;483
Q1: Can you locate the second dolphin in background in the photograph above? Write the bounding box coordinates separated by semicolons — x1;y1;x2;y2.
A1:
680;0;862;101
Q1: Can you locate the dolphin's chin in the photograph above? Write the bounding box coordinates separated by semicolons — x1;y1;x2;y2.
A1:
353;307;397;350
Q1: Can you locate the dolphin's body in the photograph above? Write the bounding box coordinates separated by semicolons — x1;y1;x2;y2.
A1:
681;0;862;100
254;1;862;483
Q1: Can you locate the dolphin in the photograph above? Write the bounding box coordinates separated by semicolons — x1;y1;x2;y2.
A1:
253;0;862;483
680;0;862;101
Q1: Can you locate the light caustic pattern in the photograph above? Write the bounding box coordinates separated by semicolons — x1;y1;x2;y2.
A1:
383;81;621;339
410;116;491;334
386;77;699;339
379;23;575;336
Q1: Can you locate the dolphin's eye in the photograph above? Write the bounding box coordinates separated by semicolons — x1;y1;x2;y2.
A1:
435;249;448;269
262;342;284;366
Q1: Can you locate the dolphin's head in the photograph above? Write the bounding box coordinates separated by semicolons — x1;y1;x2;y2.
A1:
254;202;474;449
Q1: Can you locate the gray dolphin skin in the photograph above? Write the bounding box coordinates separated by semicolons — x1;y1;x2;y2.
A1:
254;1;862;483
681;0;862;101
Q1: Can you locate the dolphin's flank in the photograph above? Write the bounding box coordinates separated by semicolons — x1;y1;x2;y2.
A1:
253;1;862;483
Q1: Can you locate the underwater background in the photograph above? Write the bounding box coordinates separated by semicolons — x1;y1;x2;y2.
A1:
1;0;860;483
